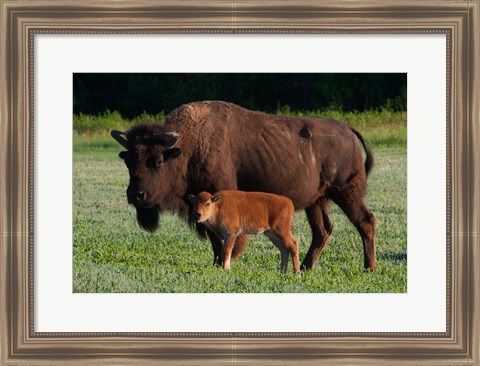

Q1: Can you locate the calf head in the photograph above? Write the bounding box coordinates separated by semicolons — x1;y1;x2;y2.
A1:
187;192;223;223
112;125;182;232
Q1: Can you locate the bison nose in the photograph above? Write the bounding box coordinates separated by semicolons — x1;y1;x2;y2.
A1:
127;190;147;204
136;191;147;202
193;211;201;220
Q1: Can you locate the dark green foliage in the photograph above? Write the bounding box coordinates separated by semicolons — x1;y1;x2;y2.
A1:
74;73;406;117
73;109;407;149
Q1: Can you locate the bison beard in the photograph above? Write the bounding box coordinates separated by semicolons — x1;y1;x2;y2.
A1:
136;205;160;232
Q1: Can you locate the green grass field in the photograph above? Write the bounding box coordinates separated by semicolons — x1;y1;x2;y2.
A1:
73;110;407;293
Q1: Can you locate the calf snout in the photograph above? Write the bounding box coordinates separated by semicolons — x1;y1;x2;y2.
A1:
192;211;201;221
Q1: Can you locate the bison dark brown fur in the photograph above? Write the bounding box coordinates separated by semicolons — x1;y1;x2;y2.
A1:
113;100;377;270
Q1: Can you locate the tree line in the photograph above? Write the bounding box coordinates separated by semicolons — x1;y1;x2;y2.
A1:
74;73;406;118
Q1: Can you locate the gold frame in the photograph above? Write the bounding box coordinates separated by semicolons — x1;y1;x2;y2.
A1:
1;0;479;364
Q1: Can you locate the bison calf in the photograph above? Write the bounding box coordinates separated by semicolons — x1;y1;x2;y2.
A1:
187;190;300;273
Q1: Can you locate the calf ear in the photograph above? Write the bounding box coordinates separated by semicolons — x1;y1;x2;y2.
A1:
186;194;195;204
163;148;181;162
212;194;223;203
119;151;128;160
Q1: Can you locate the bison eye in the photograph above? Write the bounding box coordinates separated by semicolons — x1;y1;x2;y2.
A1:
206;202;211;207
146;156;163;168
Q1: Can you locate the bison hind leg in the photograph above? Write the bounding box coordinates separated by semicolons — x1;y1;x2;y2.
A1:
330;175;377;270
342;201;377;270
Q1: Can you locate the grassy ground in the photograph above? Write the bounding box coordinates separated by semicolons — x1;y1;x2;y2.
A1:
73;110;407;293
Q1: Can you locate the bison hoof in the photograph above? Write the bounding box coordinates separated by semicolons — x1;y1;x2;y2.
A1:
300;263;314;271
213;258;223;267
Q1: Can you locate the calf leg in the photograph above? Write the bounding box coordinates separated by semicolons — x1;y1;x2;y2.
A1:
265;230;289;272
287;235;301;273
266;230;300;273
205;230;248;266
211;183;249;261
301;200;333;270
281;233;300;273
278;247;289;273
231;234;249;261
221;234;237;270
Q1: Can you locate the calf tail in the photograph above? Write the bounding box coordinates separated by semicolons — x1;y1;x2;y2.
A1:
350;127;374;177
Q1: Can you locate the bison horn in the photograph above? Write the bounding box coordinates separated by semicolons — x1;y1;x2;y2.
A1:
111;130;129;149
152;131;179;148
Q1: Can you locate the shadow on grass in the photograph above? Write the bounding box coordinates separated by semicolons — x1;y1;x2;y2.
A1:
378;252;407;263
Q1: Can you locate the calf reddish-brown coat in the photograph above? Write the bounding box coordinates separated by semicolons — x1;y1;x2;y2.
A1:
187;191;300;273
113;100;376;270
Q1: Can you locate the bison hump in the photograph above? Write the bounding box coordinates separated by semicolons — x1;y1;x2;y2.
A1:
166;101;237;127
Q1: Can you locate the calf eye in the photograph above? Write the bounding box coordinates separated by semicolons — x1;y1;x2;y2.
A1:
206;203;211;207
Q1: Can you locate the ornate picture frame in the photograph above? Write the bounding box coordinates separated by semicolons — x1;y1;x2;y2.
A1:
1;1;478;364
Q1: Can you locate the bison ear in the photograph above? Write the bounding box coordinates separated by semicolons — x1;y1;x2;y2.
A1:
163;148;181;162
186;194;195;204
119;151;128;160
212;194;223;203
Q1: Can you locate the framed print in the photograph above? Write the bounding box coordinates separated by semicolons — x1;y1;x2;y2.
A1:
71;72;408;296
1;0;479;365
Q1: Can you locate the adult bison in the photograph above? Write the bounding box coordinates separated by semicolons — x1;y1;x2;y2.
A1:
112;101;377;270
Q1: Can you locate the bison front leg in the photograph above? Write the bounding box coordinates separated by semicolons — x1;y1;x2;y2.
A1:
205;228;223;266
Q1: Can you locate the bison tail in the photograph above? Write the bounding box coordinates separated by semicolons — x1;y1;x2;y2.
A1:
350;127;374;177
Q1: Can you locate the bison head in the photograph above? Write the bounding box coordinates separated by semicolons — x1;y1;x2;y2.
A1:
112;125;182;232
